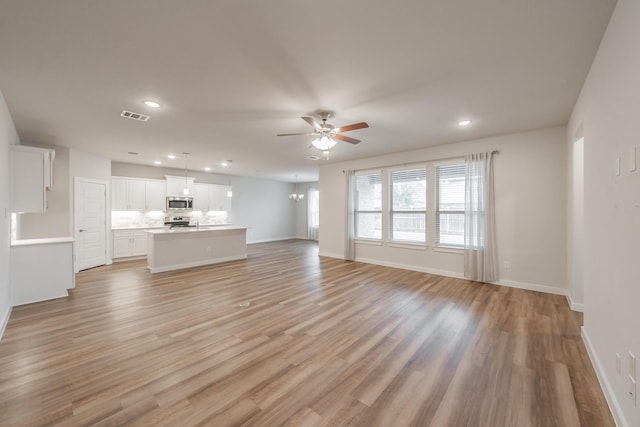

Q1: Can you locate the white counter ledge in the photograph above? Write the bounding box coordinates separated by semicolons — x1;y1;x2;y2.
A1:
11;236;75;247
144;226;248;273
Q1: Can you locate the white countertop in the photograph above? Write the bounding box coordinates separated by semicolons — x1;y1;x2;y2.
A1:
112;223;232;230
11;237;75;247
145;226;247;235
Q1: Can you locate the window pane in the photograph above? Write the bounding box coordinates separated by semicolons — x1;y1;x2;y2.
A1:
356;173;382;211
356;213;381;239
436;163;465;245
309;189;319;228
391;168;426;210
437;213;464;246
437;164;465;211
391;212;425;243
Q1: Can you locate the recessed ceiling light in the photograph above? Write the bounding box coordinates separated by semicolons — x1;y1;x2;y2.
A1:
128;151;138;155
221;162;229;167
204;167;211;171
458;120;472;126
144;100;160;108
154;160;162;165
167;154;176;159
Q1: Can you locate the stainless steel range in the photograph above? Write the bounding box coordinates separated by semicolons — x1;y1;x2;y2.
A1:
164;216;194;228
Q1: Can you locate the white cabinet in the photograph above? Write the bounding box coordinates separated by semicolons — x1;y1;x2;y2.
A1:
209;185;232;212
10;145;55;213
193;183;210;211
166;176;194;196
145;180;166;211
112;178;145;211
113;230;148;258
192;183;232;212
112;178;165;211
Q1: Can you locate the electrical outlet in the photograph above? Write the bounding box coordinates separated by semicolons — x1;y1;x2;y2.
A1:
629;376;637;406
630;351;637;380
616;353;621;374
504;261;510;270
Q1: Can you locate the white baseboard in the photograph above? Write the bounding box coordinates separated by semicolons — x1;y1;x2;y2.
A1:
247;236;299;244
565;294;584;312
0;306;12;341
319;252;574;304
356;256;466;280
148;254;247;273
493;278;566;297
582;326;629;427
318;251;344;259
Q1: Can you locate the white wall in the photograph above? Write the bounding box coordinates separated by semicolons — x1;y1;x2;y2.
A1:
0;89;19;337
320;126;567;294
111;162;297;244
227;176;296;243
567;0;640;425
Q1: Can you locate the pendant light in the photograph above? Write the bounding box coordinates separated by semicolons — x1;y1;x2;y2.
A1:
289;175;304;202
182;152;190;196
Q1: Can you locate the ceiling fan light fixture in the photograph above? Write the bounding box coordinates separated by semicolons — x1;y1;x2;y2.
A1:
312;136;337;151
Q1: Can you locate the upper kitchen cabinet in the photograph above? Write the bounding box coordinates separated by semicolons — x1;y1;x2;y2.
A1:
165;175;194;197
10;145;55;213
209;185;232;212
112;178;165;211
193;183;210;211
145;180;166;211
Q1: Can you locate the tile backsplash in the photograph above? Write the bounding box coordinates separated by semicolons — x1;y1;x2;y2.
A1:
112;211;229;229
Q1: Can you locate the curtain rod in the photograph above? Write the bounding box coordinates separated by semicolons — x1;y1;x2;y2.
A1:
341;150;499;173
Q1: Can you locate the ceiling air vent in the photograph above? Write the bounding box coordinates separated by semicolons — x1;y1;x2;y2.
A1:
120;110;150;122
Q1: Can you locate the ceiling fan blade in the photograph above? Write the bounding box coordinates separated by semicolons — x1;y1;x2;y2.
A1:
302;116;323;131
334;122;369;133
333;134;361;144
277;132;318;137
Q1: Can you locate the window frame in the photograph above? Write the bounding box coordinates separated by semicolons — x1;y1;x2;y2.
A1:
388;165;427;245
435;161;466;248
354;170;383;241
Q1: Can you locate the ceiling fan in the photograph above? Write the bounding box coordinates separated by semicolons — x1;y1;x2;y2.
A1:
277;111;369;151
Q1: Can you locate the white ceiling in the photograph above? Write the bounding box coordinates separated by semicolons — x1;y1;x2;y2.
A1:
0;0;616;182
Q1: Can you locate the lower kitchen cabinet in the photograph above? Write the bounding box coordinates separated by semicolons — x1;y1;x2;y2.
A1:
113;230;148;258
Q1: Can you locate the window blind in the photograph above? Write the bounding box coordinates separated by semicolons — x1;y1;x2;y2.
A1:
436;163;465;246
355;172;382;239
389;167;426;243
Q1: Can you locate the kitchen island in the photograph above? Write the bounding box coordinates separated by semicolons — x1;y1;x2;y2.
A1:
145;226;247;273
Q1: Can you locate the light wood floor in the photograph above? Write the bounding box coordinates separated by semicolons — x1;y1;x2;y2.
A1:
0;240;612;426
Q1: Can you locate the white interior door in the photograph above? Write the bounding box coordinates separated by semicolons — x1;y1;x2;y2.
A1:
75;178;107;271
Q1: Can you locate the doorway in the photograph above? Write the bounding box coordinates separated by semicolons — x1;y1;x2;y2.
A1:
571;137;585;308
74;177;108;272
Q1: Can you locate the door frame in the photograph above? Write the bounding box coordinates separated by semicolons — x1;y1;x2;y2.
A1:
73;177;110;273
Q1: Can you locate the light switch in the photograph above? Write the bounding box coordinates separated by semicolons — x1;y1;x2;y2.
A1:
630;376;637;406
631;147;637;172
630;351;637;380
616;353;622;374
615;157;621;176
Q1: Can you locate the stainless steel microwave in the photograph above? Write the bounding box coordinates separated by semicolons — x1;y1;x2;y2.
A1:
166;196;193;211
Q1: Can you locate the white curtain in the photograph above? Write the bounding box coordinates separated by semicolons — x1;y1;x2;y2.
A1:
464;152;498;282
307;188;319;241
344;170;356;261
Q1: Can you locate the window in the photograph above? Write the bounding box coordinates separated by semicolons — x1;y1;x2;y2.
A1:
389;167;426;243
308;188;320;241
436;163;465;246
308;188;319;229
355;172;382;239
